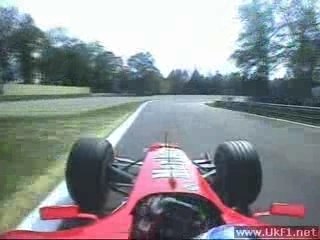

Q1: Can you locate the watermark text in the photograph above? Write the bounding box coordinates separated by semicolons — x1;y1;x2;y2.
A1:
234;226;319;239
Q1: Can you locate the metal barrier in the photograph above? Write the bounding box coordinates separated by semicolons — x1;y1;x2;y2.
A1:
213;101;320;125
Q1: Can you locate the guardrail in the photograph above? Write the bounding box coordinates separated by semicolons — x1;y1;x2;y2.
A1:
213;101;320;125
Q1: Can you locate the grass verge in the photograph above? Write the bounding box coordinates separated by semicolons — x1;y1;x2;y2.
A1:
0;101;142;232
0;94;92;102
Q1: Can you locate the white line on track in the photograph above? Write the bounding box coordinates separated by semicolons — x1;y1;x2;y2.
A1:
16;101;151;231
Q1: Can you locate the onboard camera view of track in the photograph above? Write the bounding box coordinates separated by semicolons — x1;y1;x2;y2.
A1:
57;97;320;229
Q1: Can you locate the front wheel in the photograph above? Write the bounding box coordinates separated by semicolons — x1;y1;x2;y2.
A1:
213;140;262;212
65;138;114;215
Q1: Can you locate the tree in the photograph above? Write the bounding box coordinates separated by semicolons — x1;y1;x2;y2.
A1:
118;66;133;93
182;69;206;94
273;0;320;97
39;28;79;85
0;7;21;82
46;27;77;47
39;44;69;85
10;14;45;84
166;69;189;94
91;50;122;92
222;72;244;95
127;52;162;95
0;7;130;92
40;31;124;92
204;71;224;95
231;0;274;96
0;7;46;84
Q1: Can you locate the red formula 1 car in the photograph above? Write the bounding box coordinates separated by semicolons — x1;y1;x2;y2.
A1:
1;139;308;239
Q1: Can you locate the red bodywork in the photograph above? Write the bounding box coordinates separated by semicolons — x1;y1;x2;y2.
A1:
1;143;306;239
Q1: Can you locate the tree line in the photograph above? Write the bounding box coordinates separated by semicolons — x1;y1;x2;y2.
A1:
1;1;320;99
232;0;320;100
165;0;320;101
0;7;163;95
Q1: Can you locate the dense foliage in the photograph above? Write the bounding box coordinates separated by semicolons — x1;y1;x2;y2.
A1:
0;1;319;99
0;8;162;95
232;0;320;99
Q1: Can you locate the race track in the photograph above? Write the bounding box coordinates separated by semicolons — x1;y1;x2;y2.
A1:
116;100;320;225
14;96;319;230
0;96;146;117
0;95;245;117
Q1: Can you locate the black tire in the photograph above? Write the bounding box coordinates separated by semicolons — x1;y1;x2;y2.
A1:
66;138;114;215
213;140;262;209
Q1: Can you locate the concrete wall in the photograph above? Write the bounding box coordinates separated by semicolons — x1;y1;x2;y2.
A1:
2;84;90;96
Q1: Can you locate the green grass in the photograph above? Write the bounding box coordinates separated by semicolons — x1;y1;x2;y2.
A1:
0;102;141;232
0;93;93;102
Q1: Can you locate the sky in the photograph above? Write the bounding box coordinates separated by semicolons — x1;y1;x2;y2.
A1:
6;0;243;77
